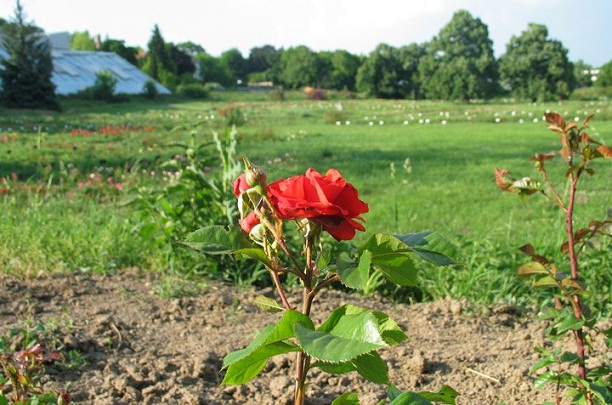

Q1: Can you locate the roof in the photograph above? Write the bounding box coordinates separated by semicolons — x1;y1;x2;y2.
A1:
51;50;171;95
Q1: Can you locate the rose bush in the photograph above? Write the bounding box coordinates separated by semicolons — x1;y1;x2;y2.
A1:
186;161;460;404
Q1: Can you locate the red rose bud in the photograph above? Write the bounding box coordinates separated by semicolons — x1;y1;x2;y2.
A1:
239;211;260;234
232;173;251;198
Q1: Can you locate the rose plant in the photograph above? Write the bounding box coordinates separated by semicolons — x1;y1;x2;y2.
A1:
495;113;611;405
184;161;460;404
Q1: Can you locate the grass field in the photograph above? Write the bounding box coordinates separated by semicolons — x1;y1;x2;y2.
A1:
1;93;610;312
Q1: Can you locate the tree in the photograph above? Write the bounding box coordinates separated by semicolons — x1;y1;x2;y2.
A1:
220;48;247;86
326;50;361;90
397;43;425;99
195;52;231;86
595;60;612;88
247;45;278;73
573;60;594;88
277;46;320;89
71;31;95;50
499;23;575;101
0;0;58;110
356;43;403;98
168;43;195;79
177;41;205;57
418;10;498;101
141;25;176;88
100;38;139;66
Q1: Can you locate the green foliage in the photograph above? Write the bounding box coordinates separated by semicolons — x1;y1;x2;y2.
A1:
220;48;248;86
70;30;96;50
195;52;232;86
499;23;575;101
419;10;499;101
142;79;159;99
184;165;458;403
176;83;209;99
356;44;406;99
596;60;612;88
278;46;321;89
496;113;611;404
100;38;139;66
0;0;59;110
90;70;117;102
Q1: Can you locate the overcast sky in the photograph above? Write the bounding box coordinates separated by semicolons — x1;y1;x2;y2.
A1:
1;0;610;66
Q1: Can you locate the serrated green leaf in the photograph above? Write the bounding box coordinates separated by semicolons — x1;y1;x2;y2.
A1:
372;311;408;346
558;351;580;364
223;310;313;367
532;275;558;288
530;354;558;373
223;324;276;367
294;312;386;363
536;307;561;320
556;315;584;334
393;231;459;266
419;385;460;404
360;233;419;286
353;351;389;384
518;262;549;277
331;392;360;405
235;247;272;267
182;225;247;254
313;360;356;374
253;295;284;313
222;341;299;385
534;370;559;390
316;305;407;347
337;250;371;289
389;392;432;405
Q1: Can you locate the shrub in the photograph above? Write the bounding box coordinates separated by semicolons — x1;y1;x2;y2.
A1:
142;80;159;99
176;83;209;99
90;70;117;102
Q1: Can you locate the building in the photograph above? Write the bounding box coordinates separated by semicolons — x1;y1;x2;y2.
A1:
0;32;171;95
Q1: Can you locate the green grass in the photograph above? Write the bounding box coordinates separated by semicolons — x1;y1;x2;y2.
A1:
1;94;610;313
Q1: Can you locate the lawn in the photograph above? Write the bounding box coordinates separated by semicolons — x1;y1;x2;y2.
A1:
1;94;610;312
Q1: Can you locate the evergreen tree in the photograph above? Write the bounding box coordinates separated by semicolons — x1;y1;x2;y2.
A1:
142;25;176;88
0;0;58;110
499;23;575;101
418;10;498;101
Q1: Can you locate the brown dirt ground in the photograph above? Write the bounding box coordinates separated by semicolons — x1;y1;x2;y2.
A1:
0;269;604;405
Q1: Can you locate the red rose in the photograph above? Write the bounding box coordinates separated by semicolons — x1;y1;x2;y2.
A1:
239;211;260;234
267;168;368;241
232;173;251;197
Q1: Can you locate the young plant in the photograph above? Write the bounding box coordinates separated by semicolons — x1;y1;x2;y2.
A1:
495;113;611;405
0;341;68;404
184;161;460;404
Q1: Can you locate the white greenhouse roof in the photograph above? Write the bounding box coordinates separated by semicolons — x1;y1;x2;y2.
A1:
51;50;171;95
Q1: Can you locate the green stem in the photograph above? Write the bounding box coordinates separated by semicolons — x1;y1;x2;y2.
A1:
294;236;316;405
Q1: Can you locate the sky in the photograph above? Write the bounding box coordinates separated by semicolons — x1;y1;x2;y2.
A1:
1;0;611;67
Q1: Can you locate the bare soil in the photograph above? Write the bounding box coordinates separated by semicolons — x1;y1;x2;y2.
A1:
0;269;582;404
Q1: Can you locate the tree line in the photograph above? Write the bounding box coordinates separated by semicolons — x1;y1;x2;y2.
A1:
2;3;612;110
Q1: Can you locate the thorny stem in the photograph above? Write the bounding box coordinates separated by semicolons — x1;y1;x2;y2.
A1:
564;157;590;405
